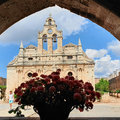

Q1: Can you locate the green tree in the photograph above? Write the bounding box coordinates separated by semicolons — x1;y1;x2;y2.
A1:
95;78;109;92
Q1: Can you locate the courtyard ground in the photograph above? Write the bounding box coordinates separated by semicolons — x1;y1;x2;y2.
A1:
0;93;120;117
0;102;120;117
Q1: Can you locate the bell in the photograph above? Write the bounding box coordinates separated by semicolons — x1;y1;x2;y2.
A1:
53;39;57;42
43;39;47;42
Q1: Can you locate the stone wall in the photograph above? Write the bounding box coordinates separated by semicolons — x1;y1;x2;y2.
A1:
0;77;6;86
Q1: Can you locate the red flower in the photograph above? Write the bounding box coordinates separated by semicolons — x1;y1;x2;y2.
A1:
32;73;38;77
73;93;82;102
37;86;44;92
17;91;23;96
40;74;47;78
52;75;60;81
15;98;20;102
30;87;36;92
58;85;65;91
20;83;28;88
74;87;82;93
36;77;40;80
44;77;50;82
65;76;69;80
14;88;19;94
91;91;96;97
96;92;101;99
84;82;93;91
51;72;60;75
18;101;21;105
57;69;61;72
79;107;83;112
69;76;74;80
49;86;56;93
29;79;35;84
18;86;22;90
48;75;52;79
85;90;92;95
52;81;57;84
85;102;93;110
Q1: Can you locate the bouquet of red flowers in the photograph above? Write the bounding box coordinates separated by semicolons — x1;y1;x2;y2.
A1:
10;69;100;120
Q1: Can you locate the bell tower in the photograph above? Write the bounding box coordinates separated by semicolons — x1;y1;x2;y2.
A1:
38;14;63;54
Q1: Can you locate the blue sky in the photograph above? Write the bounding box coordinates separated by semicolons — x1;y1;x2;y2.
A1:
0;6;120;78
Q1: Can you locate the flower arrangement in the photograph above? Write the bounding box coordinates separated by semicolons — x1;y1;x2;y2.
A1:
10;69;101;119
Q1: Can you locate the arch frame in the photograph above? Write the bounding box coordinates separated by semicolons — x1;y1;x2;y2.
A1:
0;0;120;40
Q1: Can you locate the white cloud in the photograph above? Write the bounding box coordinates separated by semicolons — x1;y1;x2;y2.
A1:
0;5;88;46
85;49;107;59
108;40;120;56
85;48;120;78
95;55;120;78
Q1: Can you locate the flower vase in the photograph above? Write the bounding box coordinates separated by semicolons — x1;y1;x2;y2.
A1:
34;103;72;120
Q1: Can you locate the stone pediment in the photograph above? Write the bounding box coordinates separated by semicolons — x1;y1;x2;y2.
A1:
26;45;37;49
64;43;77;47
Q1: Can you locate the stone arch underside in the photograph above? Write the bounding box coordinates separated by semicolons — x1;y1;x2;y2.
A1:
0;0;120;40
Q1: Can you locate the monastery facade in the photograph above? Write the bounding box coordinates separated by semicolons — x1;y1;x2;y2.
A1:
6;15;95;98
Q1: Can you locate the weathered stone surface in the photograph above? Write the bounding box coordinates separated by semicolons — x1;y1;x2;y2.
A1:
0;0;120;40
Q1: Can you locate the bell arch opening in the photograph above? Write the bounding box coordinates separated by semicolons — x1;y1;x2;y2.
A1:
42;34;48;50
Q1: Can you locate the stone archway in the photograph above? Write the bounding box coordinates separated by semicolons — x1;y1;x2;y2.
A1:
0;0;120;40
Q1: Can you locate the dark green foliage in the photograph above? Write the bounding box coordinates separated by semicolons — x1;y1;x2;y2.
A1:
0;85;6;89
8;105;25;117
116;90;120;93
95;78;109;92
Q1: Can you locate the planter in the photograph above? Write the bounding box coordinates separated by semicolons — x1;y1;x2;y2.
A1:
34;103;72;120
11;70;101;118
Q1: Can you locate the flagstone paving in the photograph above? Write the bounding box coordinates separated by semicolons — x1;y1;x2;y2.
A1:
0;102;34;117
30;103;120;117
0;102;120;117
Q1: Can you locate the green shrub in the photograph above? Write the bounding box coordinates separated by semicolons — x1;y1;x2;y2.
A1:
0;85;6;89
95;78;109;92
116;90;120;93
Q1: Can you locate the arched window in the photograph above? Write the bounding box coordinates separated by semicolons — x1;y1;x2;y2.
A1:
27;72;32;77
42;34;47;42
68;72;73;77
48;19;52;25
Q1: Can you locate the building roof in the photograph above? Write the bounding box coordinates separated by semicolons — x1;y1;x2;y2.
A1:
64;43;77;47
26;45;37;49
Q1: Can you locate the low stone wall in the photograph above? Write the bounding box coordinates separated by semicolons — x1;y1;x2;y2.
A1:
0;117;120;120
100;93;120;103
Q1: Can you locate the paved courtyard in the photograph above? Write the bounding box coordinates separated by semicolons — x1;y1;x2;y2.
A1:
1;102;120;117
0;102;34;117
30;103;120;117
